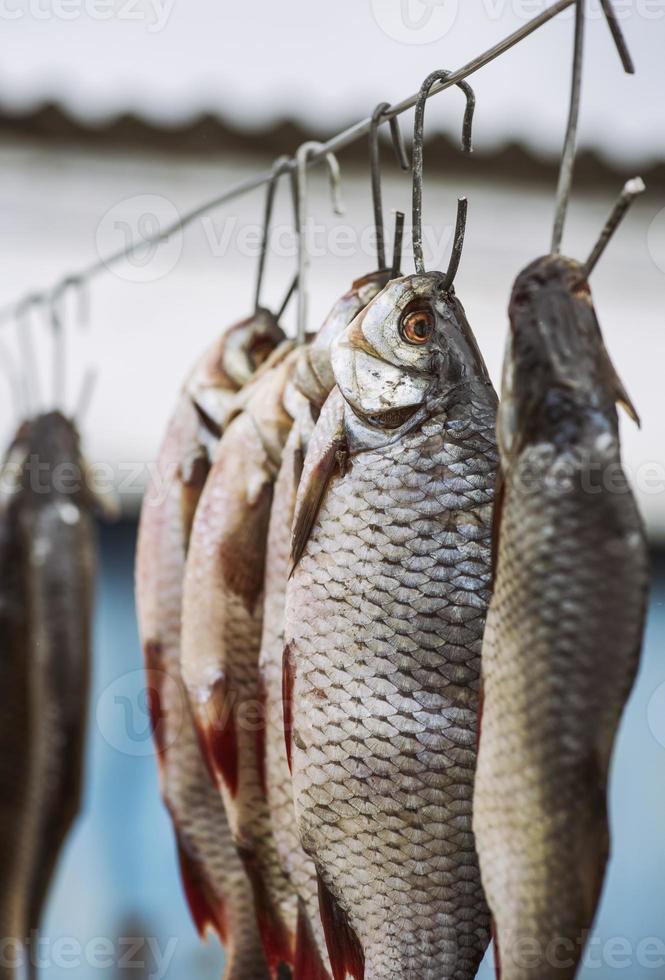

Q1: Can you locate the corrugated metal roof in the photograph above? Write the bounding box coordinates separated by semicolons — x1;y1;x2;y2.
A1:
0;0;662;165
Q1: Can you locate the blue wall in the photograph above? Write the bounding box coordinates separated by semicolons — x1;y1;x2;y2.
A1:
39;524;665;979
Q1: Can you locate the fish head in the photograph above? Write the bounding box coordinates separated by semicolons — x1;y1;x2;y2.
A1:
331;272;492;437
501;254;638;461
295;269;393;410
192;309;286;435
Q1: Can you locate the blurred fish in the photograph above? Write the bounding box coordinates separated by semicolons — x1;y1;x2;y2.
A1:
284;273;497;980
473;254;649;980
0;412;96;979
258;271;391;980
182;344;299;979
136;311;283;980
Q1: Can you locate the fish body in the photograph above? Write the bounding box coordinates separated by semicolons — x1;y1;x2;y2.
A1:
473;254;649;980
259;272;391;979
0;421;40;977
284;274;497;980
136;312;283;980
182;344;299;977
0;413;95;978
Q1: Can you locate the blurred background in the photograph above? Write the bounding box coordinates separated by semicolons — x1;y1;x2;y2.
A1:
1;0;664;977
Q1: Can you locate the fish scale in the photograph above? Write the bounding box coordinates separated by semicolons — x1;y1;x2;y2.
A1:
286;373;496;980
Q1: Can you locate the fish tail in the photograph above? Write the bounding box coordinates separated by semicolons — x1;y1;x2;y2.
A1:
175;833;228;944
294;898;329;980
316;871;364;980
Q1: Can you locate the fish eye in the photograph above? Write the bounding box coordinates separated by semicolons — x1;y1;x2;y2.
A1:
400;309;434;345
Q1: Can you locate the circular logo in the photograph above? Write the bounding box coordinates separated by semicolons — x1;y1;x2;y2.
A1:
95;194;183;283
96;667;187;757
370;0;459;45
647;206;665;276
647;680;665;749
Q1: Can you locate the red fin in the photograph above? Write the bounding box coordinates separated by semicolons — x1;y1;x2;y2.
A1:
176;834;228;944
207;674;239;797
294;898;330;980
240;847;295;978
256;671;268;798
144;641;167;763
219;479;273;614
192;713;218;788
316;871;364;980
282;643;296;775
492;918;501;980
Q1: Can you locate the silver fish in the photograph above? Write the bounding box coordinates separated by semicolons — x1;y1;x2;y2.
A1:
473;254;649;980
258;271;391;980
284;273;497;980
136;311;283;979
182;344;299;978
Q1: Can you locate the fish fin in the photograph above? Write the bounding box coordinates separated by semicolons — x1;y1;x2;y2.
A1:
599;346;640;427
195;674;239;797
143;640;168;765
491;918;502;980
290;401;347;576
282;642;296;775
239;847;295;977
256;671;268;798
180;448;210;545
316;871;364;980
294;898;330;980
176;833;229;944
219;476;273;613
490;464;505;592
191;392;224;440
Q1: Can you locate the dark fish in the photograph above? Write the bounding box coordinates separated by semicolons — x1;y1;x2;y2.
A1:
0;412;96;979
284;272;497;979
473;254;649;980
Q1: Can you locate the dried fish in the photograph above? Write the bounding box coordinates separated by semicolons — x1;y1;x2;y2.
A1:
473;254;649;980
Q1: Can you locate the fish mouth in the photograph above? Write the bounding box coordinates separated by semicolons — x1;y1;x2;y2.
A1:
359;403;421;429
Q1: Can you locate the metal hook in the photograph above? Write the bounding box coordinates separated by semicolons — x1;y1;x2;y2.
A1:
254;155;292;312
551;0;585;255
370;103;410;270
391;211;405;280
584;177;645;277
15;292;45;414
48;275;87;412
296;141;345;346
551;0;634;255
412;69;475;280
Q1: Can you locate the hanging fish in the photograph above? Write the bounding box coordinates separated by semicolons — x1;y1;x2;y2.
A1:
0;419;42;978
136;312;284;979
181;343;301;979
259;269;394;980
283;72;496;980
0;412;96;979
473;251;649;980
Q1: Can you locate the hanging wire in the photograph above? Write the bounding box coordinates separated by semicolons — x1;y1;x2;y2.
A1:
584;176;645;276
412;69;475;279
369;103;410;270
254;154;291;312
0;0;634;327
551;0;634;254
391;211;405;280
15;293;44;413
295;141;344;346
